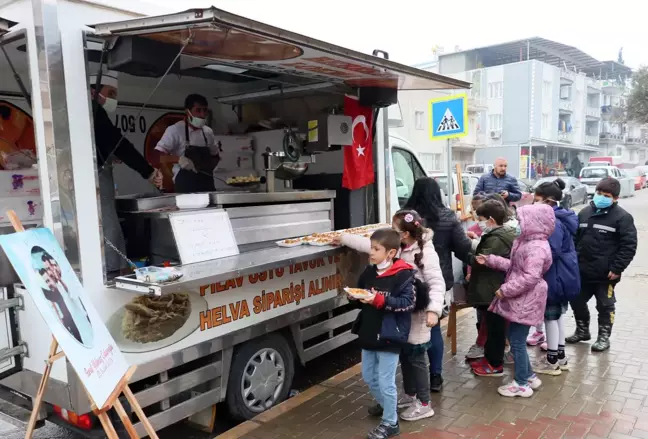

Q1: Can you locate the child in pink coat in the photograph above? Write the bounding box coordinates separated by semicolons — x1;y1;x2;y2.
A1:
476;203;554;398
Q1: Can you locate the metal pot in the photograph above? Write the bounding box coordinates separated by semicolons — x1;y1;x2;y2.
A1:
274;162;309;180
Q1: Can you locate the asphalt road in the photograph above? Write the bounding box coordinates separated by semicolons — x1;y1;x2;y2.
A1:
0;195;597;438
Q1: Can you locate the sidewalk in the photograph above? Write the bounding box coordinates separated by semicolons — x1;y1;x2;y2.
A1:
219;277;648;439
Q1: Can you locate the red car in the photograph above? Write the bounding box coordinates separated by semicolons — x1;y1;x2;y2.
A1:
625;168;647;190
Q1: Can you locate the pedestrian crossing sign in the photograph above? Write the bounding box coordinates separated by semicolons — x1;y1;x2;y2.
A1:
429;93;468;140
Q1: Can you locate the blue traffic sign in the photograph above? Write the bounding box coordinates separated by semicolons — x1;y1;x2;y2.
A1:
429;93;468;140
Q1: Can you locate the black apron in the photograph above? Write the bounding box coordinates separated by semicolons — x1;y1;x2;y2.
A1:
174;123;218;193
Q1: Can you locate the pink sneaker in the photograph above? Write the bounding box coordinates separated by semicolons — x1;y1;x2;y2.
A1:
526;331;546;346
539;342;548;351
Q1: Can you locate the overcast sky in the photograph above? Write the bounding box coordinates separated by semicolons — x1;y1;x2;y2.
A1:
144;0;648;70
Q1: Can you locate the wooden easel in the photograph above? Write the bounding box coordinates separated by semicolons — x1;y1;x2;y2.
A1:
5;211;160;439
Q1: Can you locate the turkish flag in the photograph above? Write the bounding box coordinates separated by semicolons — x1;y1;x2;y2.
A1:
342;95;374;190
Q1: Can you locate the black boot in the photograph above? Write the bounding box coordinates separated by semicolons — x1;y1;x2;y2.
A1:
430;373;443;392
566;320;591;343
591;325;612;352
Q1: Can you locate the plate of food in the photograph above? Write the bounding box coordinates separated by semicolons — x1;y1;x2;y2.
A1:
106;292;207;353
276;238;303;248
226;174;264;187
309;238;333;246
344;287;373;299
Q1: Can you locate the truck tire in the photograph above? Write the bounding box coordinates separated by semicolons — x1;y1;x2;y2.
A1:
226;333;295;421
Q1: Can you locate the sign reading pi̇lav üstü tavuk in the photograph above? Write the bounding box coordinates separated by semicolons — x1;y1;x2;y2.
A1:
0;228;129;408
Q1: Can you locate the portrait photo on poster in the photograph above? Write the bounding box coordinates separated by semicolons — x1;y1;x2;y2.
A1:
0;228;129;409
30;246;94;347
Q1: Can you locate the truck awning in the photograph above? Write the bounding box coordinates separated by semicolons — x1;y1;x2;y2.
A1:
0;17;17;36
90;8;470;91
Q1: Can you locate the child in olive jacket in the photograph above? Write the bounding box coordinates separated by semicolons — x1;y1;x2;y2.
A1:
467;200;516;377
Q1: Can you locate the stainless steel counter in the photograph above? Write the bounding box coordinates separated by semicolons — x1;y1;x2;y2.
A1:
209;190;336;206
114;244;341;296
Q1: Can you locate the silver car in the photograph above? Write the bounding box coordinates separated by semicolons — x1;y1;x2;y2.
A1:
532;176;589;209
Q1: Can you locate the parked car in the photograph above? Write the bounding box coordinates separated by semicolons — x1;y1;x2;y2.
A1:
428;172;480;212
624;168;647;190
464;164;493;176
510;180;535;209
637;166;648;188
532;176;589;209
579;165;635;198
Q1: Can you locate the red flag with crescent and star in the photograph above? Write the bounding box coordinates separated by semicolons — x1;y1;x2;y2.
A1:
342;95;374;190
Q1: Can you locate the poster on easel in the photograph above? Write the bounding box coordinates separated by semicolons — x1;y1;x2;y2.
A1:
0;228;129;409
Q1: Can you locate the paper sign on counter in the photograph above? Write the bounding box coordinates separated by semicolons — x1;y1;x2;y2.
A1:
169;209;239;265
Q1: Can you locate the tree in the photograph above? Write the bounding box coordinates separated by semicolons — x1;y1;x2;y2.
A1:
626;66;648;125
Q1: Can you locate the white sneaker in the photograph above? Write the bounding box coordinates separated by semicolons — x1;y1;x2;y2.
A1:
400;399;435;421
498;381;534;398
527;374;542;390
533;357;562;376
466;344;485;360
397;394;416;409
558;357;569;371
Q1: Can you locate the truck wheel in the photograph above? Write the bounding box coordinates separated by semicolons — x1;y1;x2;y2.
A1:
226;333;295;421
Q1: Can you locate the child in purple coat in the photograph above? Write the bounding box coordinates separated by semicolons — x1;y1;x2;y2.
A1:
476;203;554;398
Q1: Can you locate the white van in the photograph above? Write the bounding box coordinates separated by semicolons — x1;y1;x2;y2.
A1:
579;165;635;197
465;164;493;176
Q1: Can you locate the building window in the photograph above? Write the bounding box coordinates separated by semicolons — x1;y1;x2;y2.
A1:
488;114;503;131
543;81;551;100
414;110;424;130
542;113;549;130
418;153;442;172
488;82;503;99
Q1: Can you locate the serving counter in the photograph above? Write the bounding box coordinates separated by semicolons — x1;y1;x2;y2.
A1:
114;244;343;295
114;189;344;296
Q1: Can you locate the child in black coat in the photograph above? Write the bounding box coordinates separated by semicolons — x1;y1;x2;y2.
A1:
349;228;416;439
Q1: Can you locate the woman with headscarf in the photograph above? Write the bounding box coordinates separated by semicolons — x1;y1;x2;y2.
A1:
403;177;472;392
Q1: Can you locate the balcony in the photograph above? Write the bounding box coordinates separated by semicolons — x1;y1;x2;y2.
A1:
450;133;487;150
600;105;624;120
585;135;599;146
585;106;601;119
557;131;573;143
468;97;487;112
587;80;602;92
560;69;576;84
600;80;624;96
599;132;625;143
558;100;572;113
625;137;648;150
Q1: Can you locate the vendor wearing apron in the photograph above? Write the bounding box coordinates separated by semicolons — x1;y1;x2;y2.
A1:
153;94;218;193
90;70;163;274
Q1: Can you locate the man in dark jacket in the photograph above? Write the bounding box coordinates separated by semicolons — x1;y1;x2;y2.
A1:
473;158;522;203
566;177;637;352
90;70;162;274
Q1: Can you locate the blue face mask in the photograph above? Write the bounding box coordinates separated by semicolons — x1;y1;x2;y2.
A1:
592;194;613;209
514;225;521;237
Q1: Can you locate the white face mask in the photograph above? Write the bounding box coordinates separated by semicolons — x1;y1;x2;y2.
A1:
188;111;206;128
376;259;392;270
100;94;118;113
478;221;491;234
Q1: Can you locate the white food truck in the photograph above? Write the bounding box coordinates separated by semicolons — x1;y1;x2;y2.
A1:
0;0;469;436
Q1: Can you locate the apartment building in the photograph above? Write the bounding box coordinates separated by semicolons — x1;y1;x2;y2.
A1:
598;74;648;164
395;38;643;173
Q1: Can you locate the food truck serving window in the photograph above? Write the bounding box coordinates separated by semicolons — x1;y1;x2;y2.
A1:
89;8;470;91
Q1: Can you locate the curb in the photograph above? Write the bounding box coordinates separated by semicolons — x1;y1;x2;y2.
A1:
214;306;474;439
